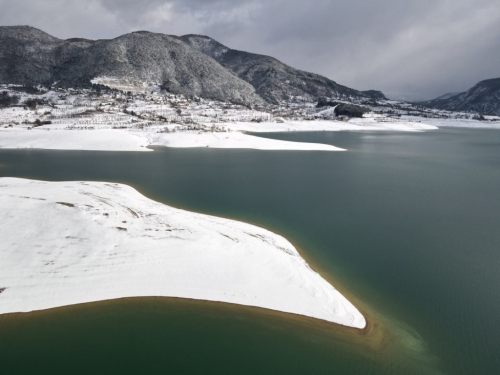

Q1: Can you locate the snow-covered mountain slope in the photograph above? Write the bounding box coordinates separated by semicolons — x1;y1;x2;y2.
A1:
0;26;264;106
180;34;367;104
0;178;366;328
0;26;99;86
422;78;500;115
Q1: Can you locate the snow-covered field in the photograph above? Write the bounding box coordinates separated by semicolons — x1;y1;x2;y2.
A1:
0;178;366;328
0;128;151;152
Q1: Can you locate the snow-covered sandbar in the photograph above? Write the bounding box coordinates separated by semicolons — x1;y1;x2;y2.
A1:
0;178;366;328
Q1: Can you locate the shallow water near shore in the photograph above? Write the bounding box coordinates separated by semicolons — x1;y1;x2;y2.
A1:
1;128;500;374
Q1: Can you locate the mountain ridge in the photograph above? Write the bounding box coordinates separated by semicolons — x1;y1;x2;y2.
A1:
0;26;372;105
0;26;264;105
180;34;365;104
422;78;500;115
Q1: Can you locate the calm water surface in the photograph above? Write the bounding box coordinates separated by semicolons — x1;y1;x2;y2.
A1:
0;128;499;375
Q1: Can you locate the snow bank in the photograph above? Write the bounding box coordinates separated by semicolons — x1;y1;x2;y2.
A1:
0;128;151;152
0;127;341;152
225;118;438;133
148;131;345;151
404;117;500;129
0;178;366;328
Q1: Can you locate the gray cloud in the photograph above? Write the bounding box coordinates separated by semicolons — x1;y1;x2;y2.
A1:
1;0;499;100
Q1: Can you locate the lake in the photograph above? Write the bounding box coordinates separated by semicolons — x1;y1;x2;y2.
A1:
0;128;499;374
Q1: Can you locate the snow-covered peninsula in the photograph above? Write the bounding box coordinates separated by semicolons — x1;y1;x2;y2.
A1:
0;126;347;152
0;116;437;153
0;120;437;153
0;178;366;328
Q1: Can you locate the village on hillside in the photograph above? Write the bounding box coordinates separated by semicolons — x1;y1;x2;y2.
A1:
1;84;498;134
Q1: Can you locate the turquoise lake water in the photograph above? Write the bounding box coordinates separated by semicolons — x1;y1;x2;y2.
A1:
0;128;499;374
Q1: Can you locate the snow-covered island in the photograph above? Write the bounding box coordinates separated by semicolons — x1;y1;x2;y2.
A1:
0;178;366;328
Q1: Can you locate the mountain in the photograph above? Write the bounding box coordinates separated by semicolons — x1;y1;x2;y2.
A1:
180;34;365;104
360;90;387;100
0;26;65;84
0;26;264;105
432;92;463;100
0;26;372;106
422;78;500;115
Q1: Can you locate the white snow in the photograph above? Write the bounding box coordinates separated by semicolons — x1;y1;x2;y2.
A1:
404;117;500;129
0;128;151;152
0;127;342;152
0;118;439;152
224;118;438;133
90;76;158;94
0;178;366;328
148;131;345;151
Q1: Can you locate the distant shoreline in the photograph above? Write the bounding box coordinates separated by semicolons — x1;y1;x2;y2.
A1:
0;119;438;153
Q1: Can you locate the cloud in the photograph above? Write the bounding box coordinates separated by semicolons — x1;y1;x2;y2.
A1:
0;0;499;100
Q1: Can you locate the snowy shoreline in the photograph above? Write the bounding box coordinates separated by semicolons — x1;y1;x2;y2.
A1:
0;178;366;329
0;119;437;152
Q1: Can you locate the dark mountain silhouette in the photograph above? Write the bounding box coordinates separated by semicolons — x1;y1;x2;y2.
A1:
422;78;500;115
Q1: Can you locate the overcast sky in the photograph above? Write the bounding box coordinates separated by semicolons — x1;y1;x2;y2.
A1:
1;0;499;100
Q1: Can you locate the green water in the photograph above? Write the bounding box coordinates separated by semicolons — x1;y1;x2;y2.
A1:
1;128;499;374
